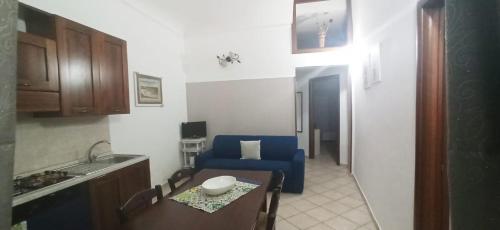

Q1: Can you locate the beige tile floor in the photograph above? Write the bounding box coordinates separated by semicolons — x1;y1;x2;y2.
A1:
273;153;378;230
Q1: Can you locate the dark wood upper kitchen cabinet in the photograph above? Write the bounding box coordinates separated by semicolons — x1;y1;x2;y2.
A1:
17;4;60;112
97;33;130;114
16;31;60;112
16;3;130;115
55;16;100;116
89;160;151;230
17;32;59;92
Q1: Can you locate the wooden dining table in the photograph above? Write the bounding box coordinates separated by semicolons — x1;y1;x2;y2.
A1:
122;169;272;230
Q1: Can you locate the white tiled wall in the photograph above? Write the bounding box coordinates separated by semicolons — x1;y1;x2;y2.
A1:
14;114;111;176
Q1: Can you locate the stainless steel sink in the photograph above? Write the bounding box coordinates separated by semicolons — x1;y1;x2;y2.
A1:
63;163;110;176
94;155;137;164
62;154;139;176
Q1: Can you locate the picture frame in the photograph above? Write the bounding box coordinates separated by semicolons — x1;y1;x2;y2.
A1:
296;92;304;133
363;44;382;89
292;0;353;54
134;72;163;107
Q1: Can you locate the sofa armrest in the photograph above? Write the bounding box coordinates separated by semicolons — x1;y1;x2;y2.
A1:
195;150;215;170
291;149;305;193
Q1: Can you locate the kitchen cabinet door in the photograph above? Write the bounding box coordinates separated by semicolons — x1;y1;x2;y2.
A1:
17;32;59;92
88;173;122;230
97;33;129;114
118;160;151;204
88;160;150;230
55;16;100;116
17;32;61;112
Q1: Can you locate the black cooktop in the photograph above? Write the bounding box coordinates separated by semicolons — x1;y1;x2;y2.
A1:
13;171;74;197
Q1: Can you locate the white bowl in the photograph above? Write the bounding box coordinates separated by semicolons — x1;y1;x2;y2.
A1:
201;176;237;196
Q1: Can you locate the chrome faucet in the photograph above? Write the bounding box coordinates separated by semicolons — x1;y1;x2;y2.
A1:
88;140;111;163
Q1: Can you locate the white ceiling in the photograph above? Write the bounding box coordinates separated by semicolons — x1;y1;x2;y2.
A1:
131;0;294;35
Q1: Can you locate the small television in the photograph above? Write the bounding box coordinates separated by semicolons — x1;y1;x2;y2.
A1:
181;121;207;139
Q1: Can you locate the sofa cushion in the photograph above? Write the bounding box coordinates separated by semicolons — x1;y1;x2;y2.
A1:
203;159;292;175
213;136;246;159
240;140;261;160
212;135;298;160
259;136;297;161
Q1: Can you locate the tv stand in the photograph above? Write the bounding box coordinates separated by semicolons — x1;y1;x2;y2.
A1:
181;138;206;168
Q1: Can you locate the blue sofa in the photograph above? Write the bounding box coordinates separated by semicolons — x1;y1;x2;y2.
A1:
195;135;305;193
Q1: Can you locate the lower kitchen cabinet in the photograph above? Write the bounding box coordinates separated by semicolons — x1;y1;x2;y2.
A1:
88;160;150;230
118;160;151;204
88;173;121;230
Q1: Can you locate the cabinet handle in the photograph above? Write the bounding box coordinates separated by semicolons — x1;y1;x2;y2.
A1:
80;108;89;113
18;82;32;87
113;108;121;112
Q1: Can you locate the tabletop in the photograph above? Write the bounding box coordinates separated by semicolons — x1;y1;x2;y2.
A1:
122;169;272;230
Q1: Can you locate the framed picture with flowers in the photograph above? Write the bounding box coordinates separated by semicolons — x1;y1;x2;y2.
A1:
292;0;352;53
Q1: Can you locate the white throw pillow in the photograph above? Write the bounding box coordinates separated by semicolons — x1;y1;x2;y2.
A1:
240;140;261;160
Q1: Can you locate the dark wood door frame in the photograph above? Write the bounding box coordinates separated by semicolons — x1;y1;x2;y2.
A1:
414;0;448;229
309;75;340;164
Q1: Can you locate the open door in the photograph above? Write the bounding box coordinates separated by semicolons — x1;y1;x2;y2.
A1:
309;75;340;164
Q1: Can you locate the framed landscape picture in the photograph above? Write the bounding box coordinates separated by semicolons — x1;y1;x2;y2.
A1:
134;72;163;106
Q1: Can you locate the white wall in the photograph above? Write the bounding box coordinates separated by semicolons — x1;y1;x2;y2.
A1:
184;24;352;83
183;21;351;149
296;66;349;164
184;25;295;82
350;0;418;229
186;78;296;147
20;0;188;186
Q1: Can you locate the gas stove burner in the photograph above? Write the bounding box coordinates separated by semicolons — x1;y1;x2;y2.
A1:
13;170;73;197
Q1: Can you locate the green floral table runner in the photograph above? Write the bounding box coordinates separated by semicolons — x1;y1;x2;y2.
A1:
170;180;260;213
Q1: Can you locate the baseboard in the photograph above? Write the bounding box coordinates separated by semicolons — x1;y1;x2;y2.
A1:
352;173;382;230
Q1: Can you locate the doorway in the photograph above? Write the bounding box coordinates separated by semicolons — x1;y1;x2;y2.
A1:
295;65;350;167
309;76;340;164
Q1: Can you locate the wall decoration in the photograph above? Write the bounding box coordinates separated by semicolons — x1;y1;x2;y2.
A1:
134;72;163;106
217;52;241;67
295;92;303;133
293;0;352;53
363;44;382;89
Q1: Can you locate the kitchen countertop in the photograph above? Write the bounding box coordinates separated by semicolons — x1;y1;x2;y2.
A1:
12;154;149;207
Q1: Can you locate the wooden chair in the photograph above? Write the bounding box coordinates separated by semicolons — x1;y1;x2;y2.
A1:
258;171;285;230
167;168;195;195
118;185;163;223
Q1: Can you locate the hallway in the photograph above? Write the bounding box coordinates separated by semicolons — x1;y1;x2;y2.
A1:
275;154;378;230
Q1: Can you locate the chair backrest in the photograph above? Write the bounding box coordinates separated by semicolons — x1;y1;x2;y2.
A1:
212;135;298;160
118;185;163;223
266;171;285;230
168;168;195;195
